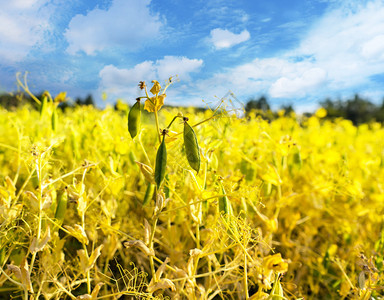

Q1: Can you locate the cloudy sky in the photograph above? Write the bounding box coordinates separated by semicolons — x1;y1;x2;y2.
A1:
1;0;384;111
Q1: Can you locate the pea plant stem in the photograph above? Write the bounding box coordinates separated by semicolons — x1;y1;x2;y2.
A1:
166;115;182;130
30;155;43;274
149;216;158;281
154;110;161;143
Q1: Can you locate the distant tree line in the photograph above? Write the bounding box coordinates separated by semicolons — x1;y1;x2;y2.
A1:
319;94;384;124
245;95;295;120
0;92;94;110
245;94;384;125
2;91;384;125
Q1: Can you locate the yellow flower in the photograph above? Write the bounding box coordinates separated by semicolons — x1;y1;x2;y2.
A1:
263;253;288;273
144;94;166;112
259;253;288;290
150;80;161;95
54;92;67;103
315;107;327;118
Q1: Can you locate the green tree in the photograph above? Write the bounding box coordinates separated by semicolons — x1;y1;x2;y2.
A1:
320;94;379;124
245;96;270;113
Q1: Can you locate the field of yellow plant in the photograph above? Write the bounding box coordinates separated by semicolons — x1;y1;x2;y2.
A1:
0;80;383;299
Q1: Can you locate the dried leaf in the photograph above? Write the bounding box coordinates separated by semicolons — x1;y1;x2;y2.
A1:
144;219;151;245
41;194;53;210
189;248;202;258
20;258;33;293
7;264;21;279
64;224;89;245
150;80;161;95
124;240;155;256
144;94;166;113
148;278;176;293
91;282;104;299
5;176;16;195
25;191;39;209
358;271;366;289
76;295;92;300
136;162;155;184
78;245;103;273
154;257;170;282
88;245;103;271
30;227;51;253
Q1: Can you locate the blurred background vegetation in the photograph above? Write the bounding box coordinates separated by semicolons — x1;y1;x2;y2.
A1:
2;92;384;125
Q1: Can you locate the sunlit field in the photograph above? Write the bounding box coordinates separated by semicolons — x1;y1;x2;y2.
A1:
0;80;383;299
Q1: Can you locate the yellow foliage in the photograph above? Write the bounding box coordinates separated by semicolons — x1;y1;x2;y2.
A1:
0;101;383;299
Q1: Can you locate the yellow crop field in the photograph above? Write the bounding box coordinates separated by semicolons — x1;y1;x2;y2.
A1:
0;80;383;299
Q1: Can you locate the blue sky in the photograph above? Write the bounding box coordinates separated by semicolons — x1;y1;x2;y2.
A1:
1;0;384;111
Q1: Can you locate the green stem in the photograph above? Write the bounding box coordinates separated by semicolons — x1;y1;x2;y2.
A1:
81;209;91;294
144;86;150;99
16;72;41;105
196;224;200;249
166;116;181;130
244;252;249;299
149;217;158;281
84;244;91;294
138;134;152;166
154;111;161;143
30;156;43;274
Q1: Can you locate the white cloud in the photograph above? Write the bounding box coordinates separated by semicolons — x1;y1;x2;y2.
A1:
98;56;203;100
296;0;384;87
270;68;327;98
193;0;384;104
361;35;384;60
99;62;155;93
209;28;250;49
0;0;52;61
156;56;203;80
65;0;163;55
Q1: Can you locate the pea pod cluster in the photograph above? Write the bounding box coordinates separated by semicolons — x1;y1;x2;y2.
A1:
183;117;200;174
128;99;141;138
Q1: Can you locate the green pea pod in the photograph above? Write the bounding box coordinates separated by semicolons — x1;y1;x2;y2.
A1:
40;94;47;118
218;181;232;216
143;182;155;206
128;100;141;138
155;134;167;188
184;120;200;173
55;189;68;226
293;150;302;169
52;108;58;131
218;181;238;239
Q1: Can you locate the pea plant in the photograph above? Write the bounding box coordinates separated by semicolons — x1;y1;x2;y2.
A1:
125;79;207;292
